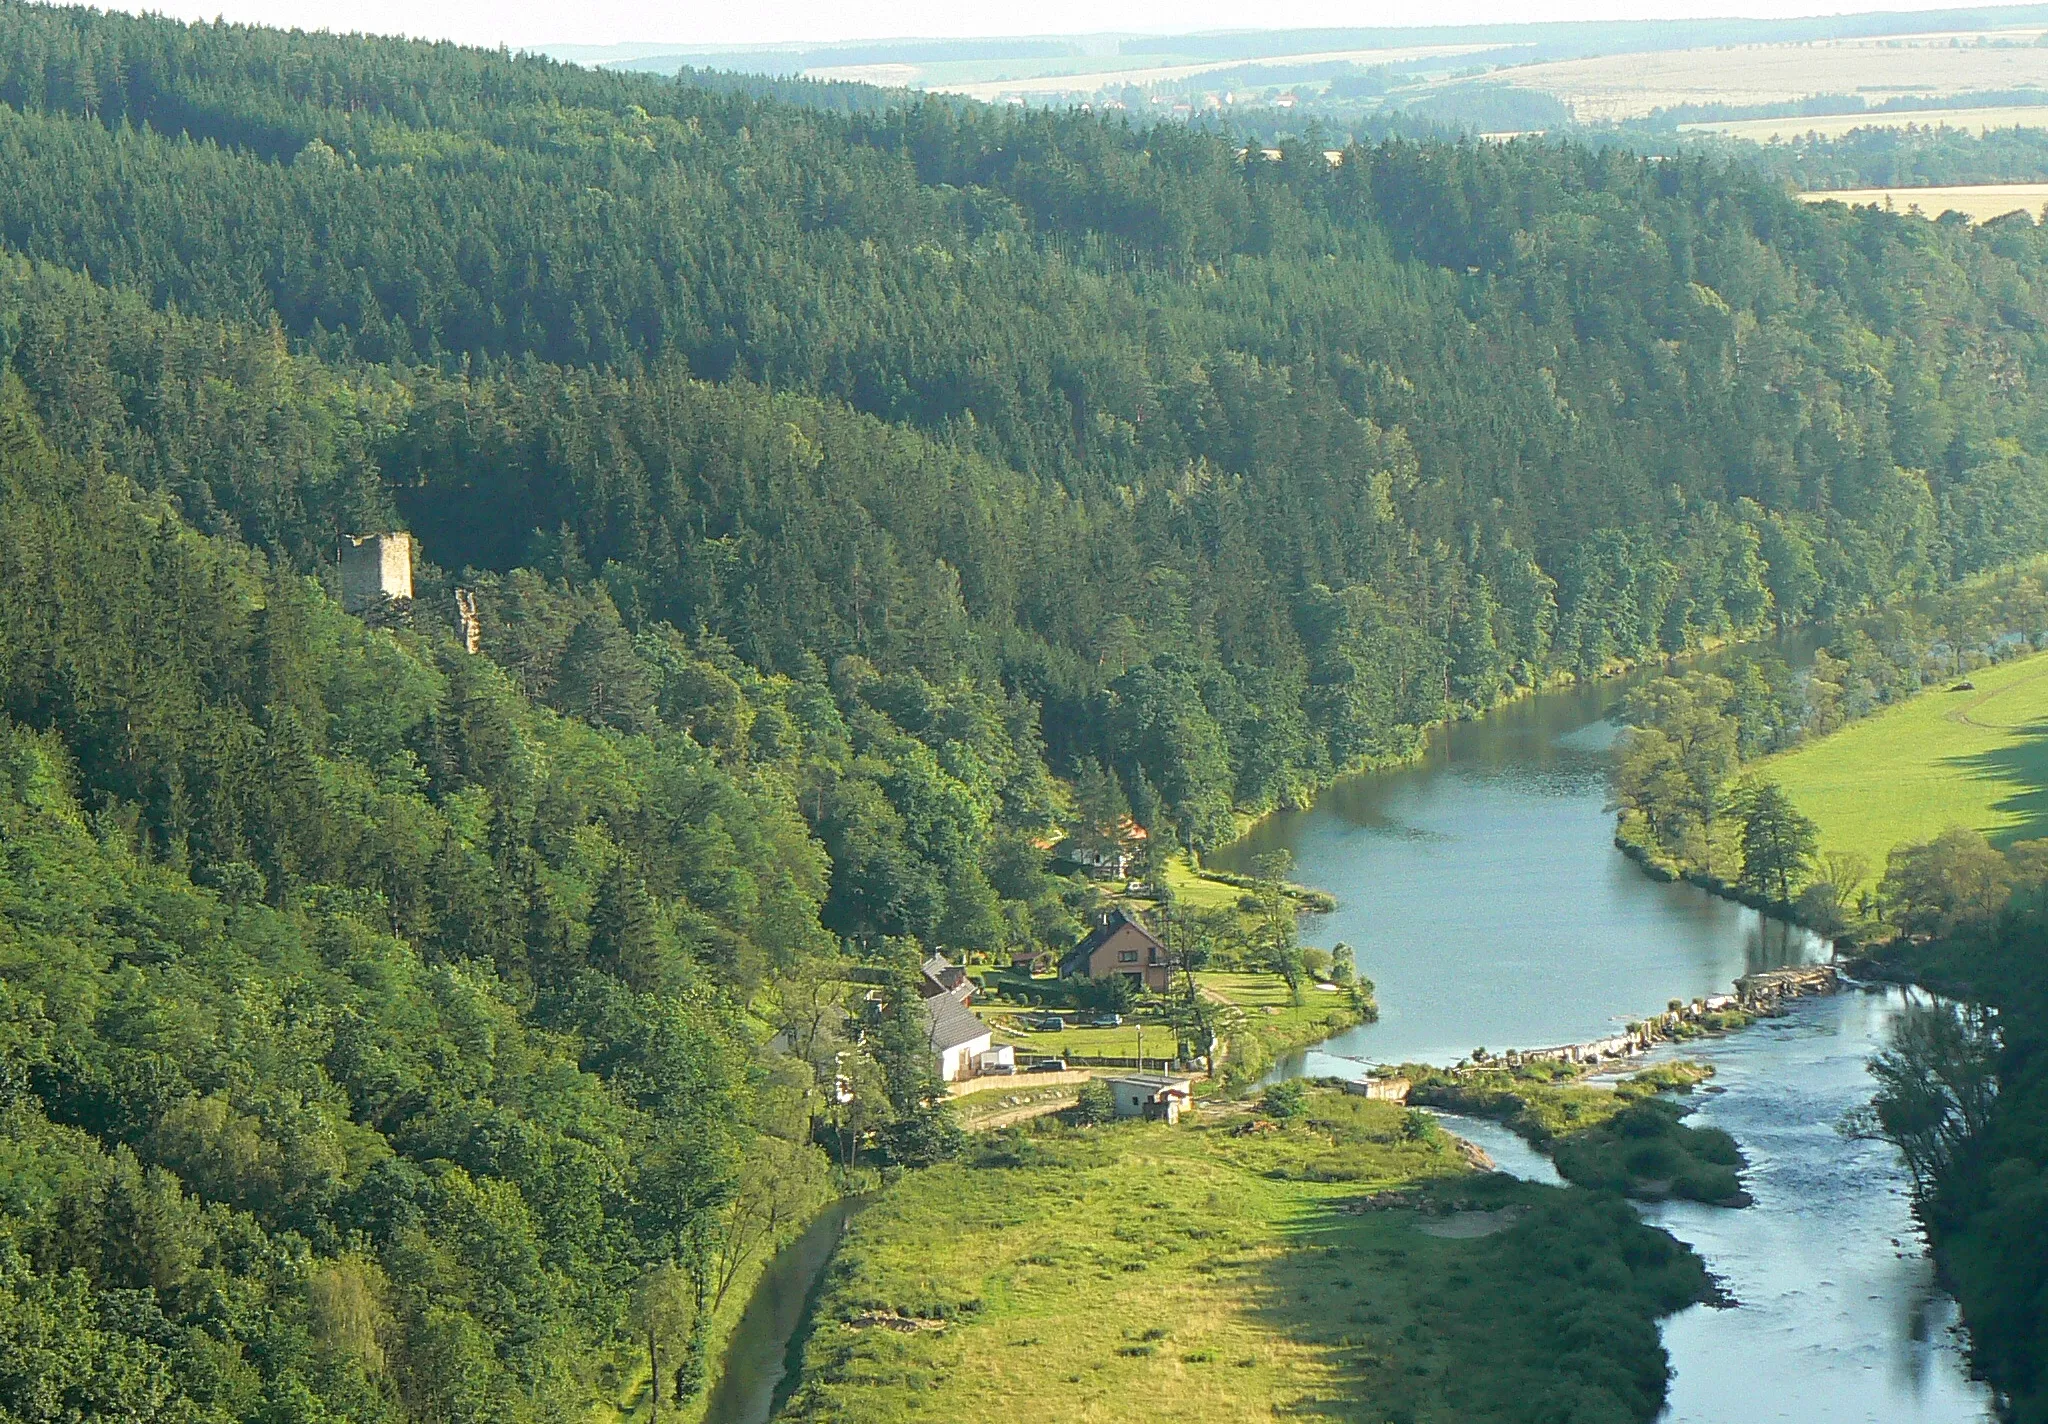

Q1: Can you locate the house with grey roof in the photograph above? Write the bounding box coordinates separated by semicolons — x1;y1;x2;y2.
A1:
921;991;994;1083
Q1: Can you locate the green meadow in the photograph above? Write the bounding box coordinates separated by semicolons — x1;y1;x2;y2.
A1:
1764;649;2048;881
781;1090;1706;1424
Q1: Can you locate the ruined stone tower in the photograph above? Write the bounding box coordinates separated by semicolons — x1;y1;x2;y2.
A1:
339;532;414;613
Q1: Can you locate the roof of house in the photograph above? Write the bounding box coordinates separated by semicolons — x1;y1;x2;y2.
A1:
1059;907;1166;977
921;993;991;1054
1107;1073;1193;1095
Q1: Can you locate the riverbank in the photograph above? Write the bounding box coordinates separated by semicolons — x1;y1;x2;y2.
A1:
776;1085;1709;1424
1403;1061;1751;1206
1200;643;1747;870
1203;971;1377;1091
1610;562;2048;925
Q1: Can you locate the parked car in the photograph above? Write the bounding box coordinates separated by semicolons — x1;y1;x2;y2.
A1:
1089;1013;1123;1028
1027;1014;1067;1032
1027;1058;1069;1073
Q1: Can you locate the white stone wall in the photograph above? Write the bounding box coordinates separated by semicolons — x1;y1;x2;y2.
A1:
340;533;415;612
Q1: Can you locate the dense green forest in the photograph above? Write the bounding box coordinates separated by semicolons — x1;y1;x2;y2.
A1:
1735;121;2048;193
6;0;2048;1416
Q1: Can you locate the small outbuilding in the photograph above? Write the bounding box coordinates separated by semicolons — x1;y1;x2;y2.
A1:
1105;1072;1193;1123
1342;1076;1411;1103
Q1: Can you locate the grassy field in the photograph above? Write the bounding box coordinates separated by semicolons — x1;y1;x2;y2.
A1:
1799;183;2048;222
1764;649;2048;885
1158;852;1249;912
779;1089;1707;1423
979;969;1361;1068
1202;971;1370;1087
984;1006;1181;1060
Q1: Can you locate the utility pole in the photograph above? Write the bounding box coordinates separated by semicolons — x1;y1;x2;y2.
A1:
1167;904;1213;1069
649;1323;660;1423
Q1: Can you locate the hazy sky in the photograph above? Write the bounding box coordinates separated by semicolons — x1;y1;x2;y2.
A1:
105;0;1997;52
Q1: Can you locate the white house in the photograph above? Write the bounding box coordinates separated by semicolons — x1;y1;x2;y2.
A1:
922;993;994;1083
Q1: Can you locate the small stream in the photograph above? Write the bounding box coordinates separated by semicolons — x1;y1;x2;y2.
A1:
701;1198;865;1424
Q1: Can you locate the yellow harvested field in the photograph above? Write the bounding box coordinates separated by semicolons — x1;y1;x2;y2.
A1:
1798;183;2048;222
1495;30;2048;121
918;43;1496;101
1686;104;2048;141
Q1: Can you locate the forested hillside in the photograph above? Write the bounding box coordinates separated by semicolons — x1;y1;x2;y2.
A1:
5;1;2048;1416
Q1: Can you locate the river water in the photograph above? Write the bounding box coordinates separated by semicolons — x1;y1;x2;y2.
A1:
1216;673;1827;1069
1216;672;1997;1422
703;1198;865;1424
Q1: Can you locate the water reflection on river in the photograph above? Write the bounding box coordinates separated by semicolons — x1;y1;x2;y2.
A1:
1220;665;1994;1422
1219;674;1826;1069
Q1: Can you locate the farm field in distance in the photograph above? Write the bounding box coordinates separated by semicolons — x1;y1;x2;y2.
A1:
919;43;1496;101
1763;648;2048;884
1495;30;2048;121
1797;182;2048;221
1690;103;2048;141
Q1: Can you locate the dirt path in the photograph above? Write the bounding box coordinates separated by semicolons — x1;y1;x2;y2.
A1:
963;1093;1079;1132
1944;661;2048;729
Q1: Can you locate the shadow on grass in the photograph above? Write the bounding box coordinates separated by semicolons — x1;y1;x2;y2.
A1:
1241;1171;1708;1424
1944;717;2048;847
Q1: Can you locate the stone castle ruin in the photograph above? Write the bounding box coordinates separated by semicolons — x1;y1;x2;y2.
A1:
339;532;414;614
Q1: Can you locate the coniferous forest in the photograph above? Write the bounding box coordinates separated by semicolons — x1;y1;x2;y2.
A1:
5;1;2048;1417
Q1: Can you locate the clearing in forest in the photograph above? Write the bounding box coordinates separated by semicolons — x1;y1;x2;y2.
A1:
1764;648;2048;872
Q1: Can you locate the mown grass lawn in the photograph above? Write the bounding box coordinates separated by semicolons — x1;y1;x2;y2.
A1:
1158;852;1249;912
780;1090;1706;1424
1199;970;1363;1071
1762;648;2048;884
983;1007;1181;1060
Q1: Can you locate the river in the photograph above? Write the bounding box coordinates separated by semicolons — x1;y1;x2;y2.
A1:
1216;669;1997;1423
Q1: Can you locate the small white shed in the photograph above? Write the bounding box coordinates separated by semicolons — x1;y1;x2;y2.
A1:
1106;1073;1193;1123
